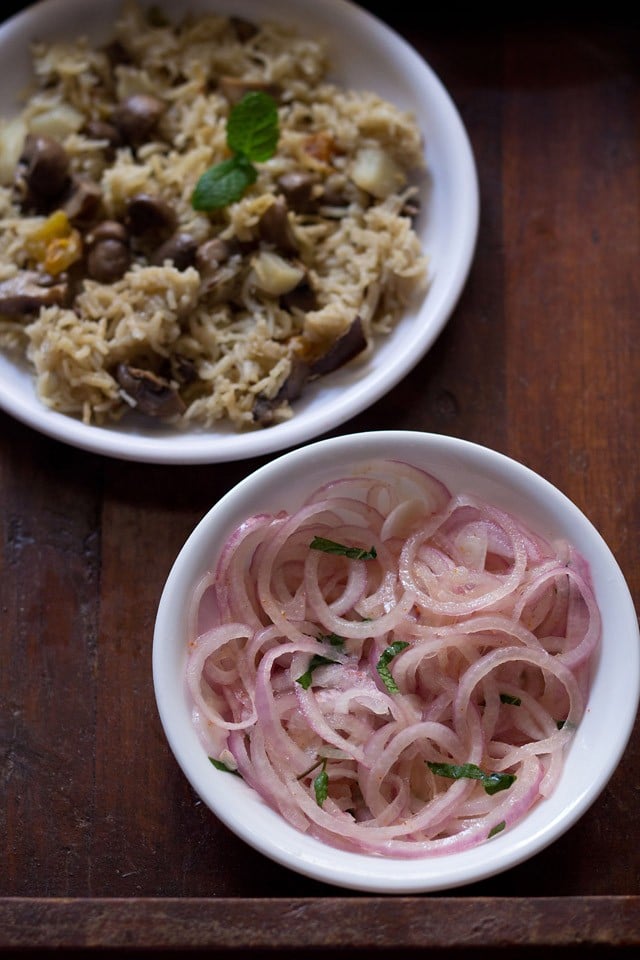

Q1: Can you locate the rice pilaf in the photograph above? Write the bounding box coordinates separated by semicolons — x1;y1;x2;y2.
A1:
0;1;428;430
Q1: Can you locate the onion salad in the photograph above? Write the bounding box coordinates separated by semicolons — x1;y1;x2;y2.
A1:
185;459;601;857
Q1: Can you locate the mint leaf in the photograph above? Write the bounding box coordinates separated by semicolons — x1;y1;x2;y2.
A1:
227;90;279;162
427;761;516;796
314;761;329;807
488;820;506;838
318;632;345;648
295;653;336;690
192;154;257;210
310;536;377;560
376;641;409;694
499;693;522;706
209;756;241;776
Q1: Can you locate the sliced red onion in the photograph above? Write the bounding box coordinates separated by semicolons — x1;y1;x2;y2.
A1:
186;459;601;857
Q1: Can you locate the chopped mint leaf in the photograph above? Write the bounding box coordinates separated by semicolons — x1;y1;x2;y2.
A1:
310;536;377;560
376;641;410;693
500;693;522;706
318;632;345;648
209;757;241;776
427;761;516;796
314;760;329;807
296;653;336;690
488;820;506;838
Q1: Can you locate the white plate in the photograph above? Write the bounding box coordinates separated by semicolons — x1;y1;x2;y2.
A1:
0;0;478;463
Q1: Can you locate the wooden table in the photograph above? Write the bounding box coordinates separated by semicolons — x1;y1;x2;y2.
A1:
1;2;638;955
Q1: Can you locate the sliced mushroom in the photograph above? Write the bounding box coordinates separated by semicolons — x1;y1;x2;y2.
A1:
252;356;310;425
150;232;197;270
0;270;68;314
111;94;165;147
277;171;320;213
281;279;318;313
115;363;185;418
258;196;298;256
218;76;281;106
252;316;367;425
170;353;198;386
308;315;367;376
195;237;239;295
62;177;103;224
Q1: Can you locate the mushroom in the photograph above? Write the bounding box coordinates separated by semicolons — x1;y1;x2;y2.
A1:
15;133;70;208
85;220;131;283
258;196;298;256
276;171;320;213
0;270;68;314
111;94;165;147
125;193;178;252
281;280;318;313
115;363;185;418
252;316;367;425
150;232;197;270
195;236;238;294
307;314;367;377
83;119;123;159
61;177;103;225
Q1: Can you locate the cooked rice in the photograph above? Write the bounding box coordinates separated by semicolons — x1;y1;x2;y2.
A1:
0;1;428;430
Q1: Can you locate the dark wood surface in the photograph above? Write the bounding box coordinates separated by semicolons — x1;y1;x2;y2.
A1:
1;2;639;955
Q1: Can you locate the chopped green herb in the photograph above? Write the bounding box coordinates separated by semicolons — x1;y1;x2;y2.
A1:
427;761;516;796
209;757;241;776
296;653;336;690
192;91;279;211
376;641;410;694
500;693;522;706
318;632;345;648
488;820;506;839
314;760;329;807
310;536;377;560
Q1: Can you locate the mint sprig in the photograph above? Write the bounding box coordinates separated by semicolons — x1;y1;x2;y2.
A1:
192;91;279;211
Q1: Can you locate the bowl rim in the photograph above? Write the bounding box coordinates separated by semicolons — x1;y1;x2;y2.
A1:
152;430;640;893
0;0;479;463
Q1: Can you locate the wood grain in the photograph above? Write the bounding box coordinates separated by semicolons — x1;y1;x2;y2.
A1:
0;3;638;953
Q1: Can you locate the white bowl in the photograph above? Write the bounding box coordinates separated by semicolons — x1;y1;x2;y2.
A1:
0;0;478;464
153;430;640;893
